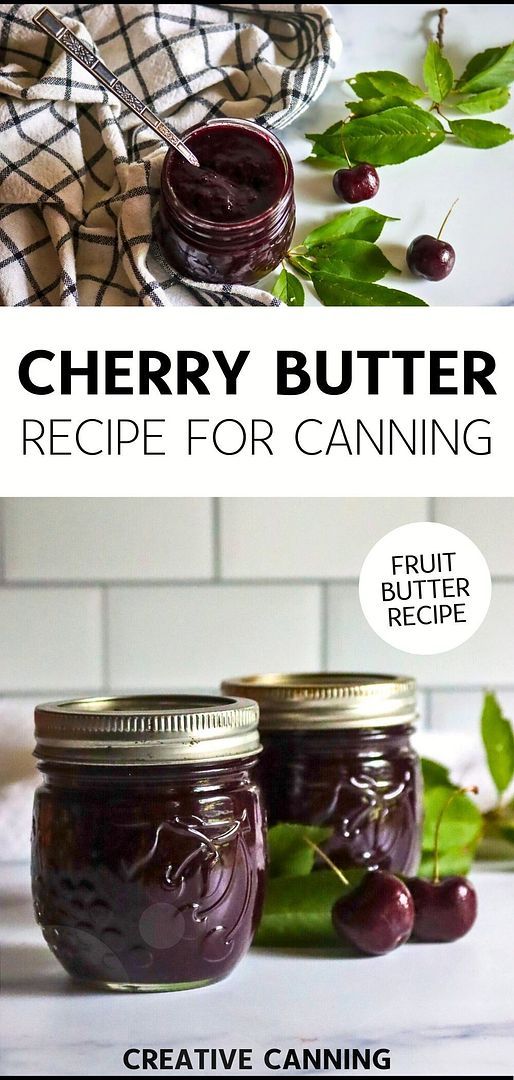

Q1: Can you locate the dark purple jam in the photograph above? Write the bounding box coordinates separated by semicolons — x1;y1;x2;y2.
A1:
260;726;421;875
158;118;295;285
32;758;265;990
170;125;286;224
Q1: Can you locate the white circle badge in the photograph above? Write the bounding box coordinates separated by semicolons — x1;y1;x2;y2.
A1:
359;521;491;656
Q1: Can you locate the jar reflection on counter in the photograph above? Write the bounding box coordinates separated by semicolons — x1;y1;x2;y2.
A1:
222;674;422;876
31;696;266;992
158;119;295;285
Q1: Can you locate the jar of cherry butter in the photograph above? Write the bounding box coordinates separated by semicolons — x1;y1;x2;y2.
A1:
158;118;295;285
31;695;266;992
221;673;422;876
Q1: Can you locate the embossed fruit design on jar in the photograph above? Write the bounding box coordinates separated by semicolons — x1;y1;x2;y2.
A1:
221;674;422;876
32;695;265;992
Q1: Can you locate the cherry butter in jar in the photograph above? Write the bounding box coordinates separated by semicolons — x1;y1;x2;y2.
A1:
158;118;295;285
222;673;422;876
32;695;265;992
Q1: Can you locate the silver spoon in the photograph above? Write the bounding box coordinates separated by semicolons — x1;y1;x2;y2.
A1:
32;7;200;167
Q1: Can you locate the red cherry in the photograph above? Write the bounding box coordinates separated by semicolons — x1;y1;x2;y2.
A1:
406;785;479;943
406;199;458;281
407;235;455;280
406;875;477;942
332;870;414;956
333;164;380;203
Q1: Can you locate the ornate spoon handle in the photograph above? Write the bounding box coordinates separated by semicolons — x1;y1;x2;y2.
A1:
32;7;200;167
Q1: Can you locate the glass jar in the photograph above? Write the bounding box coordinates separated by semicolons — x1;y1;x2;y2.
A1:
32;695;266;992
158;118;295;285
222;674;422;875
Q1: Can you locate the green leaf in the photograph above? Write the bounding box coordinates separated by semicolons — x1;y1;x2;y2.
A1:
457;42;514;93
305;119;346;157
500;824;514;845
449;118;513;148
477;833;514;862
271;266;305;307
342;107;446;165
308;238;400;282
312;272;428;307
481;692;514;796
346;96;422;117
418;845;475;878
423;41;454;103
267;823;332;879
454;87;510;114
302;208;398;248
346;73;380;99
287;252;315;277
254;869;364;949
305;151;348;168
422;786;483;852
305;121;348;167
306;106;446;168
347;70;423;102
422;756;452;789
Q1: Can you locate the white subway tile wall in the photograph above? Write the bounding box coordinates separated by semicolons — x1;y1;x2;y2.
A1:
3;498;213;581
108;584;321;689
0;498;512;732
220;498;427;579
434;499;514;577
0;586;102;694
327;582;514;688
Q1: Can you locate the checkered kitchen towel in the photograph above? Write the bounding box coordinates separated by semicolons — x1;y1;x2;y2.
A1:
0;4;340;307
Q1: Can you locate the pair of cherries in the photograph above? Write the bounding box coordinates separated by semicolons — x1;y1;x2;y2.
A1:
308;786;478;957
332;163;456;281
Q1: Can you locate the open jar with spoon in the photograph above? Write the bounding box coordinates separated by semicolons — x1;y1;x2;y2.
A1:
32;9;296;288
158;118;296;285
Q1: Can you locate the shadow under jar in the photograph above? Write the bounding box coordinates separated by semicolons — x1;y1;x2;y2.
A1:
222;674;422;876
32;695;266;992
158;118;295;285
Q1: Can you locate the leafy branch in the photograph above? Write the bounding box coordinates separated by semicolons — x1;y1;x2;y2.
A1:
254;691;514;948
306;11;514;167
271;207;427;307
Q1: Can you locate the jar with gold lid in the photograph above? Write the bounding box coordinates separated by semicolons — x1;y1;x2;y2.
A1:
31;695;265;992
221;673;422;876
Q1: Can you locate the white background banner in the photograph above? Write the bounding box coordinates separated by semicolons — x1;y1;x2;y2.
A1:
0;306;512;496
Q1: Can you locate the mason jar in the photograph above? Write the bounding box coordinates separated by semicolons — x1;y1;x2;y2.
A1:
32;695;265;992
158;118;295;285
222;674;422;875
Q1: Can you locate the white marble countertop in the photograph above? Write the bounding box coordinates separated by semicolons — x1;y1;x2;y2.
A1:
1;862;513;1077
265;4;514;306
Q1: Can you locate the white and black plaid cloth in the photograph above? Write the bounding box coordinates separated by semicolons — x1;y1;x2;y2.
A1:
0;3;340;307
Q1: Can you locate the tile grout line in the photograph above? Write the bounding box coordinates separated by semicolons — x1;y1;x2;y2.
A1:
1;574;513;589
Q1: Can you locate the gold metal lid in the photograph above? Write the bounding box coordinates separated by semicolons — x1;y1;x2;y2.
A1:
34;694;261;765
220;673;417;730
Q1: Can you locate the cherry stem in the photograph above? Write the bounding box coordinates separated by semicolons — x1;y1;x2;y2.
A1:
341;139;352;169
437;197;458;241
433;785;479;883
304;837;350;887
437;7;448;49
